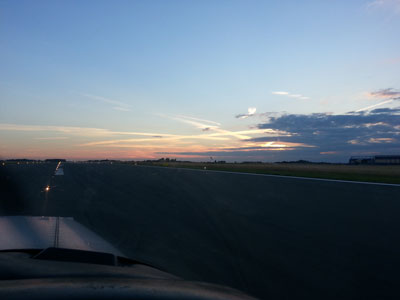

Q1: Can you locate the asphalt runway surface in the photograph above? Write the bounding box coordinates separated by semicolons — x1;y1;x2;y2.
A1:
1;162;400;299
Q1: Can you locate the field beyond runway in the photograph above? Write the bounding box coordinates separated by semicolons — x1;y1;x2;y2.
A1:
141;161;400;184
1;162;400;299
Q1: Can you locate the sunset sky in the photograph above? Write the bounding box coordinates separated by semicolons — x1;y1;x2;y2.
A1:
1;0;399;162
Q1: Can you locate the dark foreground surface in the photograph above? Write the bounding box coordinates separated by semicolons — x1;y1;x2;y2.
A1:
1;162;400;299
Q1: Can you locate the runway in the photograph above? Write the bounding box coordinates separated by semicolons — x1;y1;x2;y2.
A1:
1;162;400;299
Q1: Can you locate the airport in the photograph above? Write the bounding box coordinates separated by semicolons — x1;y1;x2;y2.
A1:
1;161;400;299
1;1;400;298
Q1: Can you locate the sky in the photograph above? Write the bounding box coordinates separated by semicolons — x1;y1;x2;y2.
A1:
1;0;399;162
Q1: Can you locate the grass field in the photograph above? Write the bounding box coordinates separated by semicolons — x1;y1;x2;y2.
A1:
139;162;400;184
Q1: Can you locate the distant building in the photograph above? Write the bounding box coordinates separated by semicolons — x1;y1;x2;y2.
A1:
349;155;400;165
349;156;374;165
374;155;400;165
45;159;66;162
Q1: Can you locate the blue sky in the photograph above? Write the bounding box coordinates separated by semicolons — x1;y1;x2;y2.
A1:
1;0;399;161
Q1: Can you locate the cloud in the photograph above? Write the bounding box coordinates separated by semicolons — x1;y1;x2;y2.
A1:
156;149;295;157
369;88;400;99
236;107;257;119
1;112;290;158
6;105;397;162
368;137;395;143
75;119;290;151
157;141;313;158
167;114;220;131
160;107;400;162
34;137;69;140
320;151;338;155
367;0;400;14
381;56;400;65
175;115;221;126
81;93;132;112
113;106;131;112
208;129;291;138
248;107;257;115
0;123;176;138
367;107;400;113
271;91;289;95
355;99;394;112
272;91;310;100
253;107;400;160
166;113;280;140
356;88;400;112
79;134;230;147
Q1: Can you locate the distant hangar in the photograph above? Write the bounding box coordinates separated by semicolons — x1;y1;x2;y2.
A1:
349;155;400;165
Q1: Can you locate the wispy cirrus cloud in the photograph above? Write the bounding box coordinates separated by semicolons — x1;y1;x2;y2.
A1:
0;123;175;138
367;0;400;14
272;91;310;100
34;137;69;140
369;88;400;98
81;93;132;112
169;115;220;131
112;106;131;112
0;120;288;153
80;134;230;147
355;99;394;112
164;114;253;139
160;114;289;141
381;56;400;65
356;88;400;112
74;112;291;155
174;115;221;126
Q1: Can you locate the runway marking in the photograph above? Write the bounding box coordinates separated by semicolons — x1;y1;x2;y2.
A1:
54;216;60;248
138;165;400;187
